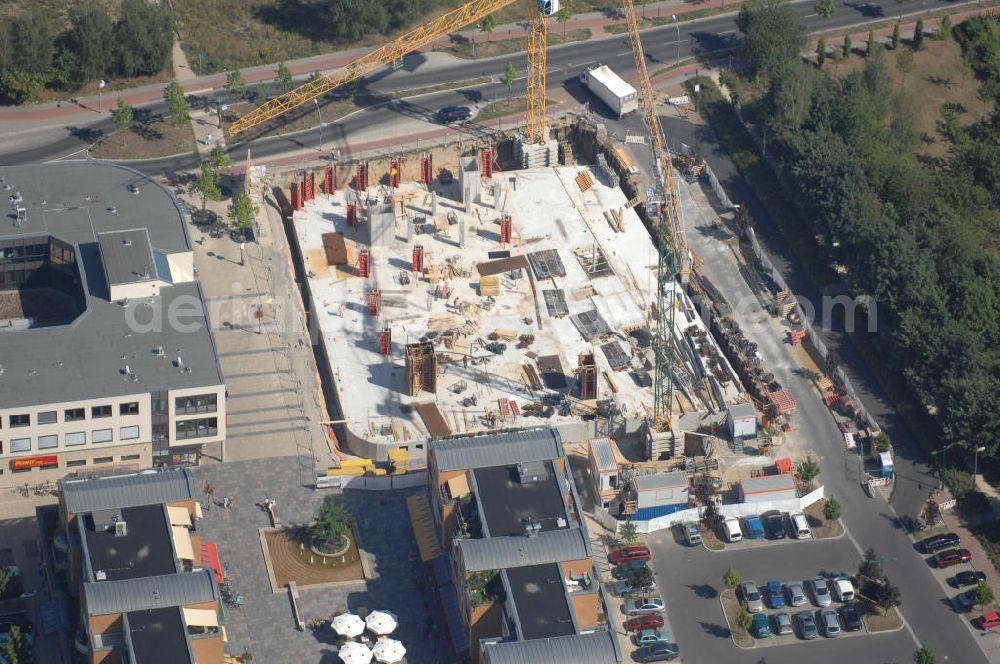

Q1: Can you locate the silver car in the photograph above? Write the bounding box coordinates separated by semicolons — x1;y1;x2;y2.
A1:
774;612;793;635
741;581;764;613
625;596;666;615
808;576;832;607
785;582;807;607
820;608;841;637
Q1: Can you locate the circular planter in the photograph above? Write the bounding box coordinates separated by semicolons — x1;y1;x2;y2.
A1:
309;535;351;558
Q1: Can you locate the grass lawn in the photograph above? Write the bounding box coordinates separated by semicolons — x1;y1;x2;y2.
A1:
474;96;559;122
436;27;591;59
719;588;753;647
91;110;196;160
805;500;845;539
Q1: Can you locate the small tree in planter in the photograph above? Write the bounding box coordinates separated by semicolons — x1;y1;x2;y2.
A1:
310;495;352;554
619;520;639;545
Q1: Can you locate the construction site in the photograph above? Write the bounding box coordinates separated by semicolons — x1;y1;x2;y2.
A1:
282;128;754;466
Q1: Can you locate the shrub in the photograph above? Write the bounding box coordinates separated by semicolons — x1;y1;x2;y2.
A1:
724;567;741;590
824;496;842;520
309;496;352;552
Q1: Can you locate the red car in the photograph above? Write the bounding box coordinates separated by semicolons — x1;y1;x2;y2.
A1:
610;546;651;565
626;614;665;632
978;612;1000;630
932;549;972;568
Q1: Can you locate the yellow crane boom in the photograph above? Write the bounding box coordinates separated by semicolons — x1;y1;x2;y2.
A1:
229;0;556;142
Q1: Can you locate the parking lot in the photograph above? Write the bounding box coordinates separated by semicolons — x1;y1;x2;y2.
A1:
641;524;916;663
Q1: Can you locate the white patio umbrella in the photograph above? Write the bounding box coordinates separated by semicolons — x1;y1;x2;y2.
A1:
338;641;373;664
365;610;398;635
331;613;365;638
372;638;406;664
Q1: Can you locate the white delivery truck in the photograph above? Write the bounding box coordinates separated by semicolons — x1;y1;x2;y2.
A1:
579;64;638;118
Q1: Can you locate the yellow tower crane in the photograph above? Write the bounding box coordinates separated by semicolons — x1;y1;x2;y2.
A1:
227;0;560;142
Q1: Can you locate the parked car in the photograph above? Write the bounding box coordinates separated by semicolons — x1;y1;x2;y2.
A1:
795;610;819;639
743;514;765;539
840;602;863;632
820;608;841;637
764;512;786;539
976;612;1000;630
956;591;976;612
953;571;988;588
612;560;647;579
437;105;472;123
626;596;665;615
919;532;960;554
767;581;785;609
807;577;832;607
752;612;771;638
932;549;972;568
634;642;680;662
774;612;793;635
723;517;743;543
617;577;657;595
831;577;855;602
626;614;664;632
785;582;807;607
789;511;812;539
682;522;702;546
635;628;670;645
741;581;764;613
610;546;651;565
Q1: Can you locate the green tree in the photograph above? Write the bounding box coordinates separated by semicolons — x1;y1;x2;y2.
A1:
867;29;877;56
896;48;914;86
226;68;248;99
163;80;189;127
322;0;389;41
66;0;114;83
796;456;821;483
724;567;741;590
974;581;995;607
275;62;293;91
824;496;842;520
937;15;951;41
735;3;753;33
195;164;222;209
557;4;572;35
503;61;516;100
741;1;807;80
0;70;45;104
914;646;935;664
0;567;11;599
309;494;351;551
228;192;259;237
843;34;852;58
736;608;753;633
873;431;891;452
921;497;941;529
210;144;232;173
307;70;324;86
12;7;55;76
815;0;836;19
111;98;134;144
892;22;901;49
626;566;654;589
817;34;826;66
48;48;76;89
875;577;901;609
114;0;174;77
1;624;25;664
346;63;361;94
619;520;639;545
913;18;924;51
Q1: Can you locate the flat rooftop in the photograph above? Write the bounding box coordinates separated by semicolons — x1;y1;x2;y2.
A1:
97;228;157;286
127;607;191;664
506;563;575;640
473;461;568;537
293;165;666;444
0;162;224;408
84;504;177;581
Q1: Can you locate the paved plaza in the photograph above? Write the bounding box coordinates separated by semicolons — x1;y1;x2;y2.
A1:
192;456;445;663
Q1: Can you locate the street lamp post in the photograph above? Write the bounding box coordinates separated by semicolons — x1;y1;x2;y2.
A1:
974;445;987;490
672;15;681;63
314;99;324;154
930;442;961;489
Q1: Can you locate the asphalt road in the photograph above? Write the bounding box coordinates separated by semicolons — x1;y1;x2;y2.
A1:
668;129;989;663
0;0;979;166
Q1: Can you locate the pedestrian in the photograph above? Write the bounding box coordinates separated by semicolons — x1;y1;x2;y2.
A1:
223;496;231;510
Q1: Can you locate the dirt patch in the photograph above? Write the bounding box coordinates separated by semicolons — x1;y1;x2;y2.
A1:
263;528;364;589
719;588;753;647
860;600;903;632
805;500;845;539
91;113;196;160
913;525;950;542
701;524;725;551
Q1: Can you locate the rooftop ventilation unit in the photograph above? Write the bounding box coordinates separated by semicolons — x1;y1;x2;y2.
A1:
516;461;547;484
114;520;128;537
123;238;132;247
95;570;107;581
524;521;542;538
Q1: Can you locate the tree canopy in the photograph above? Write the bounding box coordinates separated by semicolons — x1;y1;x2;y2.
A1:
739;1;807;80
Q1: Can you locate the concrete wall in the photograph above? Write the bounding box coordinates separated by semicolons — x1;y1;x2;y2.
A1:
109;280;161;302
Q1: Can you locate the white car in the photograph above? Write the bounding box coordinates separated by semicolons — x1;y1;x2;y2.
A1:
831;577;855;602
741;581;764;613
723;517;742;543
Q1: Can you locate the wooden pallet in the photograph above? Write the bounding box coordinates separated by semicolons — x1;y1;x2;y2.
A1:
575;170;594;192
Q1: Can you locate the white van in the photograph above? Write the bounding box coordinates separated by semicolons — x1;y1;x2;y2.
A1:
789;511;812;539
723;517;743;543
832;577;855;602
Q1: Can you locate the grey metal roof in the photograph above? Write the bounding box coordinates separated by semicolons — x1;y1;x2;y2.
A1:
62;468;195;514
740;473;797;495
728;402;756;418
481;631;619;664
457;528;591;572
634;470;687;491
0;162;224;409
83;569;217;616
433;428;564;472
97;228;156;286
589;438;617;473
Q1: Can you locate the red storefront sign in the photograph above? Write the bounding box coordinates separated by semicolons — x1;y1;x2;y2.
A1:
10;455;58;471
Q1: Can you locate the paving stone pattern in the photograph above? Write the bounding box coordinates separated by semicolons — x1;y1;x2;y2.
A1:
193;457;445;663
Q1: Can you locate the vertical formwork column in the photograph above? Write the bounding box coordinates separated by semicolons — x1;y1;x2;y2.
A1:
357;249;371;278
419;153;433;185
379;326;392;356
480;148;493;179
499;215;512;245
290;181;301;211
368;288;381;317
323;165;335;194
356;161;368;192
412;244;424;275
346;202;357;226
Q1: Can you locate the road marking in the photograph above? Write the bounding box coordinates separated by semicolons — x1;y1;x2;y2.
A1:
718;29;737;34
